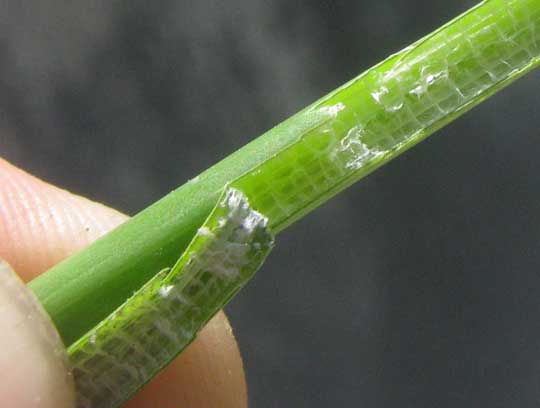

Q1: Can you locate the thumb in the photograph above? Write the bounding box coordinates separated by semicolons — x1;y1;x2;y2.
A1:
0;259;74;408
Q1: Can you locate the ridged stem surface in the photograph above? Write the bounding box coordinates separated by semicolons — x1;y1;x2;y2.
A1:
30;0;540;350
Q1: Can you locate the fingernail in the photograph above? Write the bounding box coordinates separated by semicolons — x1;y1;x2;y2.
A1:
0;260;75;407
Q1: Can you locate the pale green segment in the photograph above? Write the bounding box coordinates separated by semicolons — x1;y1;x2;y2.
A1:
236;0;540;230
66;1;540;405
69;189;274;408
29;0;540;347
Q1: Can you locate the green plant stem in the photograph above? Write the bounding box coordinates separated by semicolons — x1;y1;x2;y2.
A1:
69;188;274;408
30;0;540;348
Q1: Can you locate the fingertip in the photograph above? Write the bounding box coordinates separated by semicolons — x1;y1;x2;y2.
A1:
0;259;75;408
0;158;127;281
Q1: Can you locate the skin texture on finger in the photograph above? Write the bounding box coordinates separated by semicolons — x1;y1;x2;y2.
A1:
0;157;248;408
0;158;127;282
0;260;75;408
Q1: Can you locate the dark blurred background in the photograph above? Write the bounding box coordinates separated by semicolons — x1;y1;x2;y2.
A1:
2;0;540;406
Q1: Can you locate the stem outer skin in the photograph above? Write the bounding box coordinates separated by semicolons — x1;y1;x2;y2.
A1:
69;188;274;408
30;0;540;347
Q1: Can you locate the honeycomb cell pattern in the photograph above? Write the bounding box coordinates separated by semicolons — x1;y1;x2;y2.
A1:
69;189;274;408
235;0;540;231
68;1;540;406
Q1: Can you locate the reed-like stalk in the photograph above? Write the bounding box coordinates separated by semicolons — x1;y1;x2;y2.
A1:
28;0;540;406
